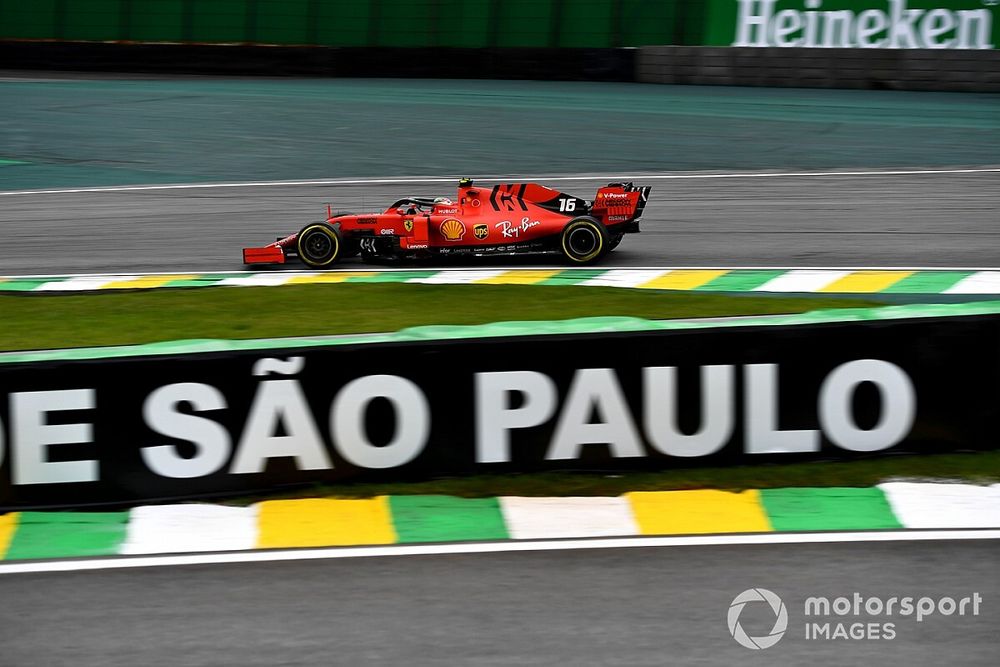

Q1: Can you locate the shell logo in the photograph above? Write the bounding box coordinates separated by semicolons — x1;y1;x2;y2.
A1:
440;218;466;241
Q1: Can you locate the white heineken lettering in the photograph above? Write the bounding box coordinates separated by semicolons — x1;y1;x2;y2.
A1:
774;9;804;45
731;0;994;49
888;0;923;48
734;0;777;45
923;8;956;47
804;0;822;46
857;9;889;47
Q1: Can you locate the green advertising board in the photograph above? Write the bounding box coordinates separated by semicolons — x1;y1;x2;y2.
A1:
705;0;998;48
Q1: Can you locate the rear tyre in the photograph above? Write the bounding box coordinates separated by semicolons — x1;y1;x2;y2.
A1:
560;217;609;264
296;223;342;268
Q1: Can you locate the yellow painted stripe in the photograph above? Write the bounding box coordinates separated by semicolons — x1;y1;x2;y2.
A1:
285;272;378;285
255;497;396;548
100;274;199;290
818;270;913;293
626;490;772;535
637;270;729;291
474;270;562;285
0;513;19;558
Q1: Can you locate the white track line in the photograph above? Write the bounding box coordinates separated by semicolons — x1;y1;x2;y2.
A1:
1;168;997;196
1;529;997;575
4;266;1000;280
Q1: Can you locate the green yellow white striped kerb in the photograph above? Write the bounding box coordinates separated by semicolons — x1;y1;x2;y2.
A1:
0;483;997;561
1;269;999;294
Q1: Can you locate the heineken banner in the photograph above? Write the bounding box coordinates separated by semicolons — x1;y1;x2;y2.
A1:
706;0;998;48
0;308;998;509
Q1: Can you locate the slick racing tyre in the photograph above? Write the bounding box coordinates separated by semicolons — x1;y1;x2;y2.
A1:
560;217;609;264
296;222;342;268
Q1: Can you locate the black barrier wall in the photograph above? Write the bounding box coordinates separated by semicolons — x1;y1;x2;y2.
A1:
0;313;997;508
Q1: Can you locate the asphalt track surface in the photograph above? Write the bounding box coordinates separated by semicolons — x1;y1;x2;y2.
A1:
0;539;996;666
2;169;1000;274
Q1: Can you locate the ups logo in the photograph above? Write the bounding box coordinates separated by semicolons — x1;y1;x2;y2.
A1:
473;224;488;240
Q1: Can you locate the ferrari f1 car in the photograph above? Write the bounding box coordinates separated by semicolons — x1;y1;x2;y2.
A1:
243;179;651;267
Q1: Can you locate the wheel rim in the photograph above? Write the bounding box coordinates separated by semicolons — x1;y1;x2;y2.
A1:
302;230;332;261
567;226;599;257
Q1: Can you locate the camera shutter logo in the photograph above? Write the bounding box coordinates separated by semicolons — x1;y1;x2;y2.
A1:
728;588;788;650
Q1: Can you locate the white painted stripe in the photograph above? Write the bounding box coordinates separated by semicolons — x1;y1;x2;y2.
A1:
33;276;124;291
499;496;639;540
2;168;997;196
216;273;301;287
408;270;509;284
879;483;1000;529
1;529;997;575
754;269;851;292
943;271;1000;294
120;504;259;555
582;269;668;288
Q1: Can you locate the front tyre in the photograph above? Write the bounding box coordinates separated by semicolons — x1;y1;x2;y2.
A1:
296;223;342;268
560;217;609;264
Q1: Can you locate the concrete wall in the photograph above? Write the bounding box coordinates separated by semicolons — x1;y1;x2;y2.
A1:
637;47;1000;92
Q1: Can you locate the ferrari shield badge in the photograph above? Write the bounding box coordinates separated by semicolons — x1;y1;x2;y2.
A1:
404;219;414;232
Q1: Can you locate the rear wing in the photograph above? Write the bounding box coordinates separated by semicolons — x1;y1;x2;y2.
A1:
591;182;651;224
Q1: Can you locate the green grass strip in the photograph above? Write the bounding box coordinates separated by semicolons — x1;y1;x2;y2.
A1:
239;451;1000;502
3;511;128;560
0;282;883;354
759;487;902;531
696;270;786;291
882;271;973;293
388;495;509;543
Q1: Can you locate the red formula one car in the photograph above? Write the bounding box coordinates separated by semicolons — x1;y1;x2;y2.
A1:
243;178;651;267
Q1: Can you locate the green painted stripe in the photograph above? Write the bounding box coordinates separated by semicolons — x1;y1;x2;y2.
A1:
353;271;439;282
3;511;129;560
161;274;244;288
759;487;902;531
537;269;610;285
696;269;786;291
0;279;55;291
882;271;974;294
0;159;29;166
388;495;509;543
